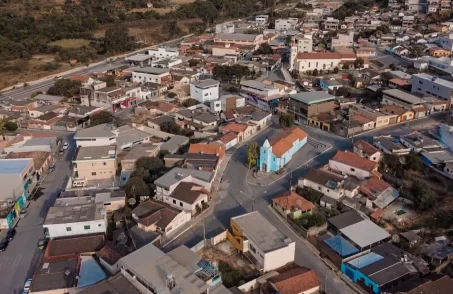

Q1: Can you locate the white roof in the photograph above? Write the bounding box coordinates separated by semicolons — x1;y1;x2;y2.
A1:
340;219;390;248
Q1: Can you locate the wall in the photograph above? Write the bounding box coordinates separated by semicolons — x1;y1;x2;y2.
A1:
341;263;379;294
75;137;113;147
99;257;120;275
132;72;168;84
73;159;116;180
44;219;106;239
300;178;343;199
263;241;295;272
161;193;208;214
329;160;371;179
190;84;220;103
412;75;453;101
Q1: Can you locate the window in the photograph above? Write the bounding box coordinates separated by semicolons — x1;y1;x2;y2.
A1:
92;172;97;176
350;168;355;172
173;200;176;204
66;227;72;232
250;244;257;254
318;186;322;191
180;202;183;207
84;225;90;230
103;162;107;165
98;224;102;227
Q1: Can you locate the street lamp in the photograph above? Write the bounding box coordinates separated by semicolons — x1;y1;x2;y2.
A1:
240;190;267;212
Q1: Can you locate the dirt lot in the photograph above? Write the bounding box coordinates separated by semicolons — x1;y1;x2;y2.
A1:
200;244;255;273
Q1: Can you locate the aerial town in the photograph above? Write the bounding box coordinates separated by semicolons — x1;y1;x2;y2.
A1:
3;0;453;293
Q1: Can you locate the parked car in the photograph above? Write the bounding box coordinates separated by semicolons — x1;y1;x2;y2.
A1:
49;163;55;173
0;239;8;251
62;142;69;150
59;147;64;154
37;239;48;250
6;228;16;241
20;209;27;217
23;279;32;292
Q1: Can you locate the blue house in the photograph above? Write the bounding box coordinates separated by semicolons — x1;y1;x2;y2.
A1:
320;79;343;91
258;128;308;172
341;243;414;294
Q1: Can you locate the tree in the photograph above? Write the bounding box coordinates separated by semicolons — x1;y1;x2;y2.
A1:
342;63;350;70
411;182;436;212
247;141;259;167
4;121;18;132
195;0;219;26
253;43;273;55
405;154;423;172
285;35;292;46
389;63;396;71
47;79;81;97
163;20;182;37
182;98;198;107
104;24;135;53
278;113;294;129
90;110;116;126
354;57;364;69
188;59;200;67
295;186;323;203
312;68;319;76
135;156;164;173
160;120;181;134
196;204;202;214
125;177;149;201
100;75;116;87
333;67;339;74
380;72;393;86
298;212;326;229
167;92;177;98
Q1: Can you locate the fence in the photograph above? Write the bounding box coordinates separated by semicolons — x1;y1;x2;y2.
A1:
190;230;228;252
286;214;327;239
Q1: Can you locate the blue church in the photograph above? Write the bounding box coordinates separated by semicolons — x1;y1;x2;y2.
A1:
258;128;308;172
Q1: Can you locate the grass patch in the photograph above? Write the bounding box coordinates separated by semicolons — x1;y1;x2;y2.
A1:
49;39;91;48
395;209;407;216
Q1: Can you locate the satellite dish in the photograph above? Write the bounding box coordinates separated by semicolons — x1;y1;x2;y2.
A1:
128;198;137;206
392;234;400;244
399;157;406;165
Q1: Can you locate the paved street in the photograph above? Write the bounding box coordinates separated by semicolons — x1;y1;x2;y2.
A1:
0;134;75;294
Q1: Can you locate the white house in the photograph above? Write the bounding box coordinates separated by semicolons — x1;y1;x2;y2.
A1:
190;79;220;103
231;211;295;272
299;169;345;200
154;168;214;213
411;73;453;104
43;197;106;239
289;51;357;72
131;67;171;84
147;46;179;58
329;151;379;179
275;18;299;31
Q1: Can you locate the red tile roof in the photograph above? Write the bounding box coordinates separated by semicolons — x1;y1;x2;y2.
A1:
331;151;378;172
272;191;315;212
351;113;373;125
359;177;391;199
69;74;90;82
223;122;248;133
354;140;379;157
268;266;321;294
296;52;356;60
188;143;225;159
270;128;308;157
219;132;237;144
381;104;410;116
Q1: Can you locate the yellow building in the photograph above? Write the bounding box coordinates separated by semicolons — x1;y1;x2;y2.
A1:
72;145;117;181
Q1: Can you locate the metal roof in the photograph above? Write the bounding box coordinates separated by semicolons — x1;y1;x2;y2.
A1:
340;219;390;248
154;167;213;189
383;89;425;104
289;92;335;105
130;67;170;75
0;158;32;175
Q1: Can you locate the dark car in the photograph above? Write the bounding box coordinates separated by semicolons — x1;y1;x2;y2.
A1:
37;239;48;250
0;239;8;251
6;228;16;241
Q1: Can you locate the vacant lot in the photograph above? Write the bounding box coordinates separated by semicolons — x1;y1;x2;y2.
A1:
49;39;91;48
170;0;196;3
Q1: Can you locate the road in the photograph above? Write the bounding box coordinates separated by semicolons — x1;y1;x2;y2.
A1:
0;134;75;294
162;113;448;293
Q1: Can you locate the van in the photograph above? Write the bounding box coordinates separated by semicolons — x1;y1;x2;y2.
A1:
72;179;87;187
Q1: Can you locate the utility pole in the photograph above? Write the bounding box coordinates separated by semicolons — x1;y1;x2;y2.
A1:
202;219;206;246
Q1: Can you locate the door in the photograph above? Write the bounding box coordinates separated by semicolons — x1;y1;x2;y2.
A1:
262;163;267;171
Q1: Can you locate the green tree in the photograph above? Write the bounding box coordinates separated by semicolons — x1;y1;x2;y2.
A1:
247;141;259;168
333;67;339;74
100;75;116;87
188;59;200;67
104;24;135;53
135;156;164;173
253;43;273;55
125;177;149;201
389;63;396;71
278;113;294;129
380;72;393;86
298;212;326;229
411;182;436;212
354;57;364;69
4;121;18;132
195;0;219;26
182;98;198;107
160;120;181;134
405;154;423;172
47;79;81;97
163;20;182;37
90;110;116;126
312;68;319;76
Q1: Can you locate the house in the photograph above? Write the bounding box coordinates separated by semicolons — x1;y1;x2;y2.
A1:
373;136;411;156
3;132;57;154
4;100;37;112
307;110;342;132
131;67;172;84
98;242;130;275
73;145;117;181
428;47;451;57
389;78;410;89
74;123;152;149
215;33;264;47
331;32;354;49
28;104;65;118
154;167;214;200
382;89;426;110
212;43;241;57
175;109;219;130
356;47;377;58
0;158;35;228
349;114;375;131
218;132;239;150
94;190;126;212
329;151;380;179
259;128;308;172
288;92;336;123
289;51;357;72
221;122;252;142
34;94;66;105
119;243;220;294
341;243;418;294
119;144;160;171
349;104;395;129
328;210;390;250
220;95;246;111
80;83;140;112
399;132;440;153
299;168;346;200
69;74;94;86
360;177;399;209
188;143;225;162
261;265;321;294
320;79;343;91
148;115;175;130
331;120;363;138
380;104;414;122
29;256;79;293
5;151;52;178
132;200;191;234
229;211;295;272
160;135;189;154
190;79;220;103
163;153;219;171
43;197;106;239
272;191;314;219
147;46;179;58
275;18;299;30
156;181;209;215
353;140;381;162
239;80;281;111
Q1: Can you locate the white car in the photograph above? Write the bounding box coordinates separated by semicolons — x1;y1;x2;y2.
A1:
62;142;69;150
23;279;32;292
